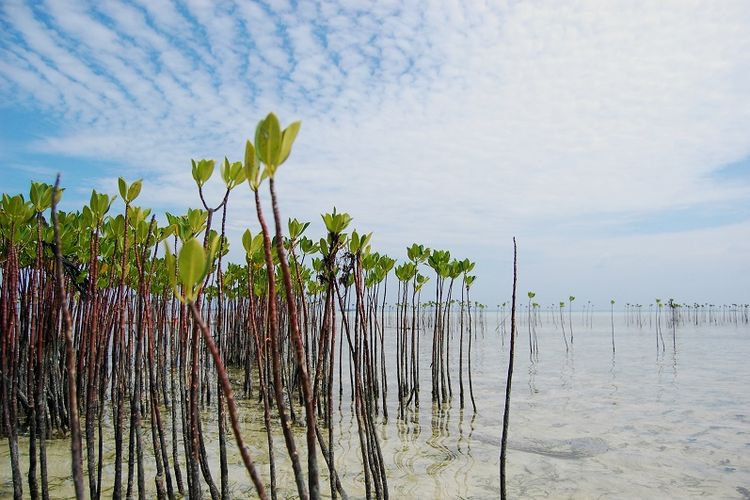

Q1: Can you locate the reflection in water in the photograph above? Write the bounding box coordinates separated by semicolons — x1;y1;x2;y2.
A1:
1;314;748;498
609;352;618;397
426;403;457;498
560;349;575;390
671;344;679;386
528;361;538;395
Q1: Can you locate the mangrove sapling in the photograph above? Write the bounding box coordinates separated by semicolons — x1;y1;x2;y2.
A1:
526;292;535;360
113;177;141;499
568;296;575;344
668;299;677;352
138;218;172;499
27;182;53;500
459;259;476;410
245;135;309;500
363;258;379;407
655;299;665;353
465;274;477;413
531;303;540;357
191;157;228;500
82;189;116;500
412;271;429;409
443;260;463;400
499;238;518;500
50;177;84;500
316;208;352;499
214;157;246;499
610;299;616;353
559;302;569;352
256;113;321;499
376;255;395;419
405;243;428;405
129;215;160;500
243;230;279;500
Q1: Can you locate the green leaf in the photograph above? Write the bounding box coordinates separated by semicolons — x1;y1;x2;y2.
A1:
127;180;142;202
319;237;329;257
242;229;253;255
278;120;301;166
118;177;127;200
244;140;261;191
192;159;215;187
349;230;360;254
255;113;282;170
90;190;99;214
221;157;231;185
230;161;246;188
178;238;207;301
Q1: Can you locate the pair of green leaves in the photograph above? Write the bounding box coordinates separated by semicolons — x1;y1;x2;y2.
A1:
221;158;246;189
117;177;142;204
254;113;301;177
460;258;476;274
192;159;215;188
242;229;264;257
244;114;302;191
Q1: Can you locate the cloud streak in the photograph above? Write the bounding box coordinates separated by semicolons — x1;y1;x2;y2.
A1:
1;0;749;303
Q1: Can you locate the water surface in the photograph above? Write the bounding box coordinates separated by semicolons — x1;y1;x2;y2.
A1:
3;313;748;498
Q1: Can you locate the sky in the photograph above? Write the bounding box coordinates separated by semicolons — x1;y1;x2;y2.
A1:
1;0;749;308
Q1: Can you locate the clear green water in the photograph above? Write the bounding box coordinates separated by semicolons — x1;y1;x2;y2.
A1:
3;313;749;498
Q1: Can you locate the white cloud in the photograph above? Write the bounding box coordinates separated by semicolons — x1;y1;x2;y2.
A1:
1;0;749;304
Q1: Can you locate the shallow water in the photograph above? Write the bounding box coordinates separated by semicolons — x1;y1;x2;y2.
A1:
2;313;749;498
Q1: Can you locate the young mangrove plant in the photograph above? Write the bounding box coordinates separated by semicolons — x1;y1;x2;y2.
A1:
610;299;616;353
526;291;536;360
568;295;575;344
499;238;518;500
559;302;569;352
